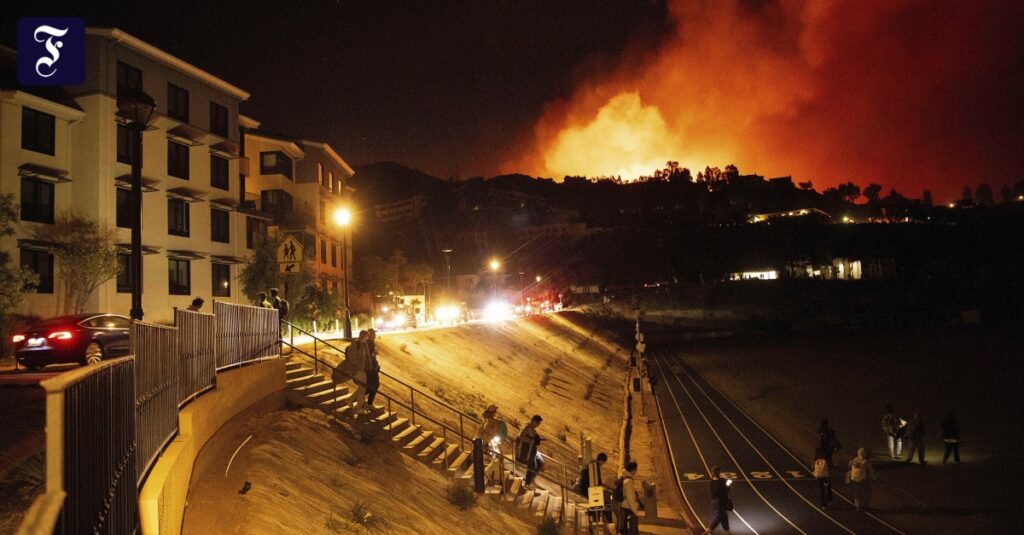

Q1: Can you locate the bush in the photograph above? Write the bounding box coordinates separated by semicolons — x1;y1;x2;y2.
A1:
537;516;560;535
349;501;388;533
446;482;477;510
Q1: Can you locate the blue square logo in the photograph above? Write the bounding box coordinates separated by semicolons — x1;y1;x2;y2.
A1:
17;17;85;86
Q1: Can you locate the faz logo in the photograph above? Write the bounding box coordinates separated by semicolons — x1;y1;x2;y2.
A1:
17;17;85;85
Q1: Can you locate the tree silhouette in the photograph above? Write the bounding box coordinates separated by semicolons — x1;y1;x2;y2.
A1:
836;182;861;203
922;189;933;207
961;185;974;205
863;183;882;204
975;183;994;205
798;180;814;191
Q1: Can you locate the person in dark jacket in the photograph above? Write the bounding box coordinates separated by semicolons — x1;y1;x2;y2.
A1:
817;418;840;468
516;415;543;488
705;466;732;534
578;453;612;523
905;412;926;464
363;329;381;412
941;413;961;464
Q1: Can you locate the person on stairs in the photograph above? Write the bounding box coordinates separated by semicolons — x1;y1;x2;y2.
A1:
515;415;544;489
334;330;369;416
363;328;381;415
578;452;612;524
472;404;500;493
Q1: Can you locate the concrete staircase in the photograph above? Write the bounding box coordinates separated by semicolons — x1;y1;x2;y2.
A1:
284;359;603;533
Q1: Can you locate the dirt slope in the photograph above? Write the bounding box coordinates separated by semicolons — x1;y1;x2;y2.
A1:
184;409;535;535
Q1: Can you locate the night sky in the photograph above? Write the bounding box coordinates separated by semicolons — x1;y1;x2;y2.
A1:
4;1;1022;200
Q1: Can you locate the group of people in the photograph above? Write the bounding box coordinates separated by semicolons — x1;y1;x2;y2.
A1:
332;329;381;415
255;288;289;320
881;405;962;465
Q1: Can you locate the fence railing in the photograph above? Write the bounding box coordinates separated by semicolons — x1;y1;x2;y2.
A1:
132;321;179;484
215;301;279;369
175;309;217;405
42;357;138;534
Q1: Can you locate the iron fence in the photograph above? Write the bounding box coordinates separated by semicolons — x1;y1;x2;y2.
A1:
215;301;279;369
175;309;217;405
42;357;138;534
131;321;180;483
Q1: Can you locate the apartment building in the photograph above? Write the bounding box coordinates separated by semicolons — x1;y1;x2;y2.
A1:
241;130;355;296
0;28;251;323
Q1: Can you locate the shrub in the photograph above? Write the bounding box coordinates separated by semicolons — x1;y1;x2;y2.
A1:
343;452;365;467
446;482;477;510
349;502;389;533
537;516;560;535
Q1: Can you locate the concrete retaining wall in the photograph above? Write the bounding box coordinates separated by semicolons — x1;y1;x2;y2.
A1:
138;359;285;535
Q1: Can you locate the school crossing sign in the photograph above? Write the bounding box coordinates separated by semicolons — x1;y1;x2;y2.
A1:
277;235;303;274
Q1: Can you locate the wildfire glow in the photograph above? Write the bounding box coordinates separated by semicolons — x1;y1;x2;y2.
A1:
543;93;678;180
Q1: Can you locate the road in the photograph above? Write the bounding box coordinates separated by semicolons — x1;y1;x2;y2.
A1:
649;349;905;535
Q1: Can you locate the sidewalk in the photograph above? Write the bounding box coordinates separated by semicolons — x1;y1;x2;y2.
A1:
631;379;692;534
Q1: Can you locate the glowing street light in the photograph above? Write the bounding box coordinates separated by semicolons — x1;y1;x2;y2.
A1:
535;275;542;283
334;206;354;338
489;259;501;271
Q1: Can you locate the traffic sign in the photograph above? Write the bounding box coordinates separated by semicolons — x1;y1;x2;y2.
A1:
277;235;303;274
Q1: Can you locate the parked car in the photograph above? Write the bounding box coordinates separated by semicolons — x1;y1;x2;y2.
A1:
12;313;132;371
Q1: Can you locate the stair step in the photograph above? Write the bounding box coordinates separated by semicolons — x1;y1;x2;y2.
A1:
319;393;354;410
383;417;410;436
416;437;446;462
333;404;353;419
431;443;460;468
309;385;348;400
293;379;333;394
392;425;422;446
532;490;550;518
285;367;312;379
285;374;318;388
503;477;523;504
402;430;436;454
516;487;535;510
446;451;471;475
285;360;305;371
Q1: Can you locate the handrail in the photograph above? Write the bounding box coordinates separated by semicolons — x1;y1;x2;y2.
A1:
280;328;586;509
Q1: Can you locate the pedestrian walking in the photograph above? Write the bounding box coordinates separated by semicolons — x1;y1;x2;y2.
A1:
186;297;204;312
256;292;272;309
905;412;926;464
704;466;733;534
881;405;906;460
576;452;612;523
614;461;642;535
364;329;380;411
941;413;961;464
813;449;833;509
846;447;875;511
817;418;841;468
334;330;369;415
515;415;543;489
472;404;500;493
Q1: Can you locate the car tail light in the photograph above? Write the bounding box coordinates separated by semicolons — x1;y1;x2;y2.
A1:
12;334;25;343
47;331;73;340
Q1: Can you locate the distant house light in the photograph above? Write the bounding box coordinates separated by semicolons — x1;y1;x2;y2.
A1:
729;270;778;281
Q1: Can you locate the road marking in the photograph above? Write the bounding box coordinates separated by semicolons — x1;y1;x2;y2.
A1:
651;352;758;534
225;434;253;477
676;357;908;535
669;354;858;535
656;351;796;534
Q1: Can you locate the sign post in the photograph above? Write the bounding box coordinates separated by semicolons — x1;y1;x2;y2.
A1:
277;235;303;274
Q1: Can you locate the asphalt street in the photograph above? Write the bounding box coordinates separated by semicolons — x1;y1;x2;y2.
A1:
649;349;905;535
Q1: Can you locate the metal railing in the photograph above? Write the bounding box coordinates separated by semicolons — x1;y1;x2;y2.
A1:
175;308;216;405
280;321;587;524
215;301;279;369
131;320;179;484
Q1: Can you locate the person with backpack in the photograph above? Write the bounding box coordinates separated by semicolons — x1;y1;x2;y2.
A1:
704;466;732;534
269;288;289;320
813;449;833;509
904;412;926;464
515;415;544;489
941;413;961;464
614;461;642;535
363;329;381;413
576;453;612;523
334;330;369;415
846;447;875;511
817;418;841;468
472;404;500;493
881;405;906;460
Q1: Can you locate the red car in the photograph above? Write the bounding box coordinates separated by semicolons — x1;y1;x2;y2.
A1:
12;313;132;371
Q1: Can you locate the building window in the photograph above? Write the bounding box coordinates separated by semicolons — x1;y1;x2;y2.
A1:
210;102;228;137
246;216;267;249
116;61;142;95
21;249;54;294
331;243;337;267
320;239;327;264
212;263;231;297
210;155;229;190
116;188;131;228
167;141;190;179
317;162;324;185
22;108;55;155
328;171;335;193
20;177;54;224
260;189;293;213
167;83;189;122
116;253;140;293
168;198;190;237
168;258;191;295
116;123;133;164
259;151;292;179
211;208;230;243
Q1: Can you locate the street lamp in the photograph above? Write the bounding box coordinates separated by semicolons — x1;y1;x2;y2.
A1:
334;207;353;339
442;248;453;295
116;89;156;321
518;271;525;309
489;258;501;301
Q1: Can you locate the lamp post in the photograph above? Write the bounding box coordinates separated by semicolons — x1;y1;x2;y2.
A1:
334;207;353;339
489;258;500;301
116;89;156;321
518;271;525;309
